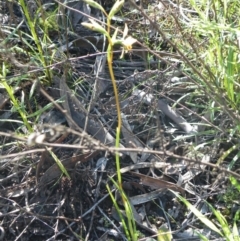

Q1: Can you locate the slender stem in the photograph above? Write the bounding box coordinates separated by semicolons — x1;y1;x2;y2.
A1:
106;16;122;187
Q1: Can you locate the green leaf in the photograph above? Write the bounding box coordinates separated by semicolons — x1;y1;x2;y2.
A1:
195;231;209;241
82;0;105;13
82;19;108;36
233;215;240;241
230;176;240;192
157;224;172;241
109;0;124;19
111;27;119;43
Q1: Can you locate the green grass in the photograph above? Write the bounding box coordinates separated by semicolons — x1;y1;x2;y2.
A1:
173;186;240;241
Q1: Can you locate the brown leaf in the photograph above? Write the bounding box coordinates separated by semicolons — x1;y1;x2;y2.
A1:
38;151;100;190
130;171;185;195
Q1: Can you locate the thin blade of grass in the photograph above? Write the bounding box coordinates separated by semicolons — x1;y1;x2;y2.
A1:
233;210;240;241
47;148;70;178
195;232;210;241
172;191;223;236
206;202;232;240
106;181;130;240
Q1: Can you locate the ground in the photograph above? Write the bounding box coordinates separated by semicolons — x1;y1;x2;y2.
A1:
0;0;239;240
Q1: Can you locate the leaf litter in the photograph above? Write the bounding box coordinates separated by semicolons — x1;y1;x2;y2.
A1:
0;0;239;240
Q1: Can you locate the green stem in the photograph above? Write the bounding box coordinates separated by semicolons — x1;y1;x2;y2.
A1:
107;42;122;186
